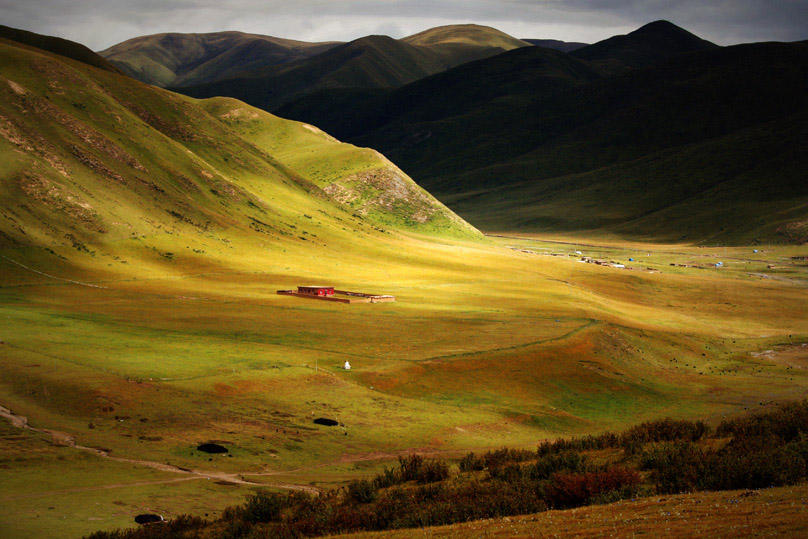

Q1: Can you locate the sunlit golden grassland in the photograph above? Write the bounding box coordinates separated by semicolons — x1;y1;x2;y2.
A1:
4;228;808;517
2;227;807;538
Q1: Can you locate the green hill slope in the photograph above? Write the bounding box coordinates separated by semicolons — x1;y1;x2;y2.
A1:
0;35;478;258
99;31;339;87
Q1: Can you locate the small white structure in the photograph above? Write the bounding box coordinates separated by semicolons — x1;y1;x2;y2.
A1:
343;361;351;370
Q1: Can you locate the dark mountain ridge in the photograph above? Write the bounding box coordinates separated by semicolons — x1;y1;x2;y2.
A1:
0;24;123;74
571;20;719;69
173;34;452;111
522;39;588;52
171;25;532;110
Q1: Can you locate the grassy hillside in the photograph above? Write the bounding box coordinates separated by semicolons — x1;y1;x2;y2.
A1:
99;31;339;87
335;485;808;538
401;23;530;66
0;36;475;252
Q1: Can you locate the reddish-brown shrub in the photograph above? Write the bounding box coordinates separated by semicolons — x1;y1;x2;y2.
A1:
545;466;641;509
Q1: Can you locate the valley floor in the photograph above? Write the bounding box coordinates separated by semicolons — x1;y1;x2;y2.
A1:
1;233;807;538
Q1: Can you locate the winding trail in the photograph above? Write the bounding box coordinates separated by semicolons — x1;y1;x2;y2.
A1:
0;404;320;496
0;254;108;288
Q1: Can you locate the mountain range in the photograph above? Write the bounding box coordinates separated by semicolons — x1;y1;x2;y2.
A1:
5;20;808;244
100;24;531;111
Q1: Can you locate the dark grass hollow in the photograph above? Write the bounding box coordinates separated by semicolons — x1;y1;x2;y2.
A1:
314;418;339;426
134;514;164;524
197;443;228;453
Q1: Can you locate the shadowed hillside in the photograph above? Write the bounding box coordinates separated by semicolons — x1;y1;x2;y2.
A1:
522;38;588;52
571;20;718;70
277;44;603;142
169;25;531;110
281;23;808;244
175;35;451;111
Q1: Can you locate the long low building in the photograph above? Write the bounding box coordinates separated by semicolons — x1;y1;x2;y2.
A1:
277;286;395;303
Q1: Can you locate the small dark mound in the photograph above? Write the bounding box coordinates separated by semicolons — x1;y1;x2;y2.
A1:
134;514;164;525
197;443;228;453
313;418;339;426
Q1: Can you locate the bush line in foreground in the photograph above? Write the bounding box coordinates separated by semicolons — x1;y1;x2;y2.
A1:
86;399;808;539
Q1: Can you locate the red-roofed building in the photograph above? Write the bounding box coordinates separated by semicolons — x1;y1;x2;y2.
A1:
297;286;334;297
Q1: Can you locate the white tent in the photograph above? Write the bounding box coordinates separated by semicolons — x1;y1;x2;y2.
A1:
343;361;351;370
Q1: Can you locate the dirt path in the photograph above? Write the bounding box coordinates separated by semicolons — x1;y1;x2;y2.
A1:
0;254;108;288
0;404;320;495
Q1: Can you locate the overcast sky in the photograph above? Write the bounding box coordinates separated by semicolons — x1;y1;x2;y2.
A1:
2;0;807;51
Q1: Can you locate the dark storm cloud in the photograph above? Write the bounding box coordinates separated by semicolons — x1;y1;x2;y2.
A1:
1;0;806;50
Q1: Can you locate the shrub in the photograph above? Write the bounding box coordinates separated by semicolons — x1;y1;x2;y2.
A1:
416;459;450;483
536;432;620;456
545;466;641;509
717;399;808;441
487;463;524;482
372;466;400;489
346;479;378;504
640;440;705;494
620;418;710;453
398;454;424;482
526;450;587;481
242;491;286;523
459;451;485;472
701;434;807;490
483;447;535;469
396;454;449;483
